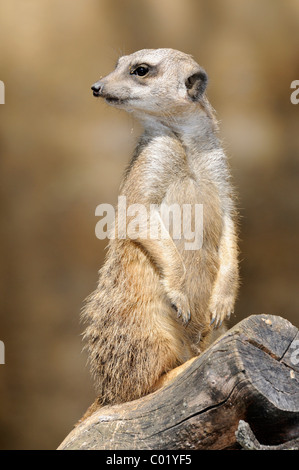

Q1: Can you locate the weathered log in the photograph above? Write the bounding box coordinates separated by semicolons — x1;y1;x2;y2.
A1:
236;420;299;450
58;314;299;450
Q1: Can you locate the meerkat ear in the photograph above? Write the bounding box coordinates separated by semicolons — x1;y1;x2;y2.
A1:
185;69;208;101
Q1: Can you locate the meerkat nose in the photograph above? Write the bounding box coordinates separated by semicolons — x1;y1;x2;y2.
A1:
91;82;103;97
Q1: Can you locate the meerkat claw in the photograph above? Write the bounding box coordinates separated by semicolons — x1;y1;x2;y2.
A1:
171;302;179;313
210;311;216;326
171;303;191;324
182;310;191;325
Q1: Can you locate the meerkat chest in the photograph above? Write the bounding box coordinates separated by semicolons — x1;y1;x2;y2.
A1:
162;175;222;244
123;133;223;240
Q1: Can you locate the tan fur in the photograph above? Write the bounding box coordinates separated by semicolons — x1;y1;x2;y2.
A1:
83;49;239;413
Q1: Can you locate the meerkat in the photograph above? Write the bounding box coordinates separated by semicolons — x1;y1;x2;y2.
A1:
83;48;239;412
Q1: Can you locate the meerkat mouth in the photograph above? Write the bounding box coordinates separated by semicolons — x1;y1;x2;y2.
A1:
105;95;127;105
92;90;101;97
92;90;139;107
92;89;125;104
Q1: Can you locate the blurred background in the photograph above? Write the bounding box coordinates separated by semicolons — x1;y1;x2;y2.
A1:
0;0;298;449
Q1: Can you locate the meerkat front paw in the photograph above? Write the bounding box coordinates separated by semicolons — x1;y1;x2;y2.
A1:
167;290;191;325
208;294;234;329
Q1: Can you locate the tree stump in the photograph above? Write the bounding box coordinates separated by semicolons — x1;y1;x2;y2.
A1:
58;314;299;450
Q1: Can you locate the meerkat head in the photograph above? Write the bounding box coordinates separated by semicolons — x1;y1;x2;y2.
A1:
91;49;208;123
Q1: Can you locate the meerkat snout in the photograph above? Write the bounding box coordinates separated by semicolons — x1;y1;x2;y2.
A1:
91;82;103;97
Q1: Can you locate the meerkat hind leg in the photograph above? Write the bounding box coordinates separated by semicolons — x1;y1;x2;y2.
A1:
152;356;198;391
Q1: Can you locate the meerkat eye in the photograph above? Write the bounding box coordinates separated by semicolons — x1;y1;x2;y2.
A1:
130;65;149;77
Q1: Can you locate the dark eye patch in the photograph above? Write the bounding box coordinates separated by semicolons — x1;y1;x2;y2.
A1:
130;64;150;77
